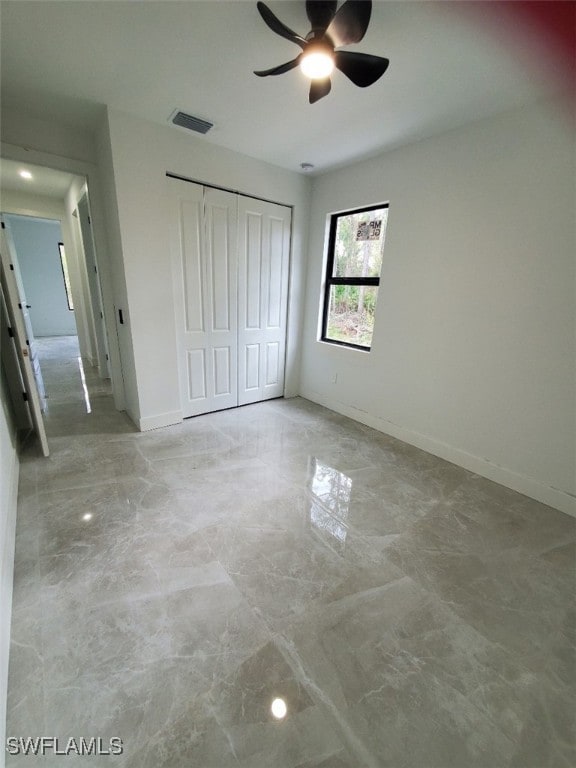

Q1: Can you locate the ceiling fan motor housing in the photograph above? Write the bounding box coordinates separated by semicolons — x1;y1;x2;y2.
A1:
304;36;335;56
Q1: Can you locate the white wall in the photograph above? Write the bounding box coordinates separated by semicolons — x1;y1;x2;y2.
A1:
94;113;138;422
1;111;96;164
0;376;19;767
100;108;311;431
300;98;575;516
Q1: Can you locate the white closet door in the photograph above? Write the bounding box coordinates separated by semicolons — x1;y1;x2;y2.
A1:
237;197;291;405
169;178;238;417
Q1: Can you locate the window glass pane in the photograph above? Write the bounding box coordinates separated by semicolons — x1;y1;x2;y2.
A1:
333;207;388;278
326;284;378;348
58;243;74;310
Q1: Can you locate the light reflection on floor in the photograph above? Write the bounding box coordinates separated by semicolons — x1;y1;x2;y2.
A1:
307;457;351;553
32;335;121;438
76;355;92;413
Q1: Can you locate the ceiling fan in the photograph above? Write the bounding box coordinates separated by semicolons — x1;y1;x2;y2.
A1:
254;0;389;103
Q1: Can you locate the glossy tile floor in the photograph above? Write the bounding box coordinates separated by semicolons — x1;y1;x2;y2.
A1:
8;336;576;767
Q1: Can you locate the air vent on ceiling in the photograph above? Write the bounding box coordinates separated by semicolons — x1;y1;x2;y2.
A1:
170;110;213;134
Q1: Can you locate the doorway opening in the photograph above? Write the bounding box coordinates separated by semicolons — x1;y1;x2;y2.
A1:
1;213;103;419
0;159;112;432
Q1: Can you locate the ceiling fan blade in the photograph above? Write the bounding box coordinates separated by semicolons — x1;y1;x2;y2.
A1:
334;50;389;87
309;77;332;103
257;1;306;49
326;0;372;47
254;56;302;77
306;1;337;33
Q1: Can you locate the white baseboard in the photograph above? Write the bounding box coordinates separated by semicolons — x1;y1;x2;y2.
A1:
138;410;183;432
301;388;576;518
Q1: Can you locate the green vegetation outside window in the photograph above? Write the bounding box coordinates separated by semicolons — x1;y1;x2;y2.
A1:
321;203;389;350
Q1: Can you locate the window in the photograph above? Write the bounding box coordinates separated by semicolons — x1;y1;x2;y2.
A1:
321;203;389;350
58;242;74;310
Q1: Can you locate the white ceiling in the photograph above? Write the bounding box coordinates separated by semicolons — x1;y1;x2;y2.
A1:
0;158;80;199
0;1;566;175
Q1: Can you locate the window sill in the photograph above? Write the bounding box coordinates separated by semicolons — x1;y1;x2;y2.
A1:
318;338;371;354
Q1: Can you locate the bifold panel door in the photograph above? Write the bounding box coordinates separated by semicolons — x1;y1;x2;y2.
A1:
168;177;291;418
237;196;291;405
169;179;238;417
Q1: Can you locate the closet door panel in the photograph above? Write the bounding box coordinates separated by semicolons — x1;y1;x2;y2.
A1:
267;216;284;329
265;341;280;386
208;203;232;331
204;187;237;410
238;197;291;405
180;198;204;332
245;344;260;392
169;178;237;417
170;176;289;417
187;349;207;401
169;178;209;417
244;212;262;330
213;346;232;396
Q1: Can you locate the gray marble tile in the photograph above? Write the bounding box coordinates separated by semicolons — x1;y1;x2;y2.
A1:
7;335;575;768
34;439;151;492
6;612;45;739
283;577;521;768
508;682;576;767
385;504;575;676
447;474;576;557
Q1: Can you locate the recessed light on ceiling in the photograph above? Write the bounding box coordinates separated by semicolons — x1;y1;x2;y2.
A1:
19;169;33;179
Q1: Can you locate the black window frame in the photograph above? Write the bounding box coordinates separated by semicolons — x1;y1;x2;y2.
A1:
321;202;388;352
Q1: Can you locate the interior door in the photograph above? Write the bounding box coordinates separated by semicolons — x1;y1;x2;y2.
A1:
168;178;238;417
78;194;110;378
1;215;47;411
237;197;291;405
0;225;49;456
1;286;31;430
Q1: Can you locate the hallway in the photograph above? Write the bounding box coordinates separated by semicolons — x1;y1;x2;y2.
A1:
34;336;126;437
7;339;576;766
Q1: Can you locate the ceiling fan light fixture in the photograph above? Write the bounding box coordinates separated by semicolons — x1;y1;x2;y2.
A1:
254;1;388;103
300;49;334;79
